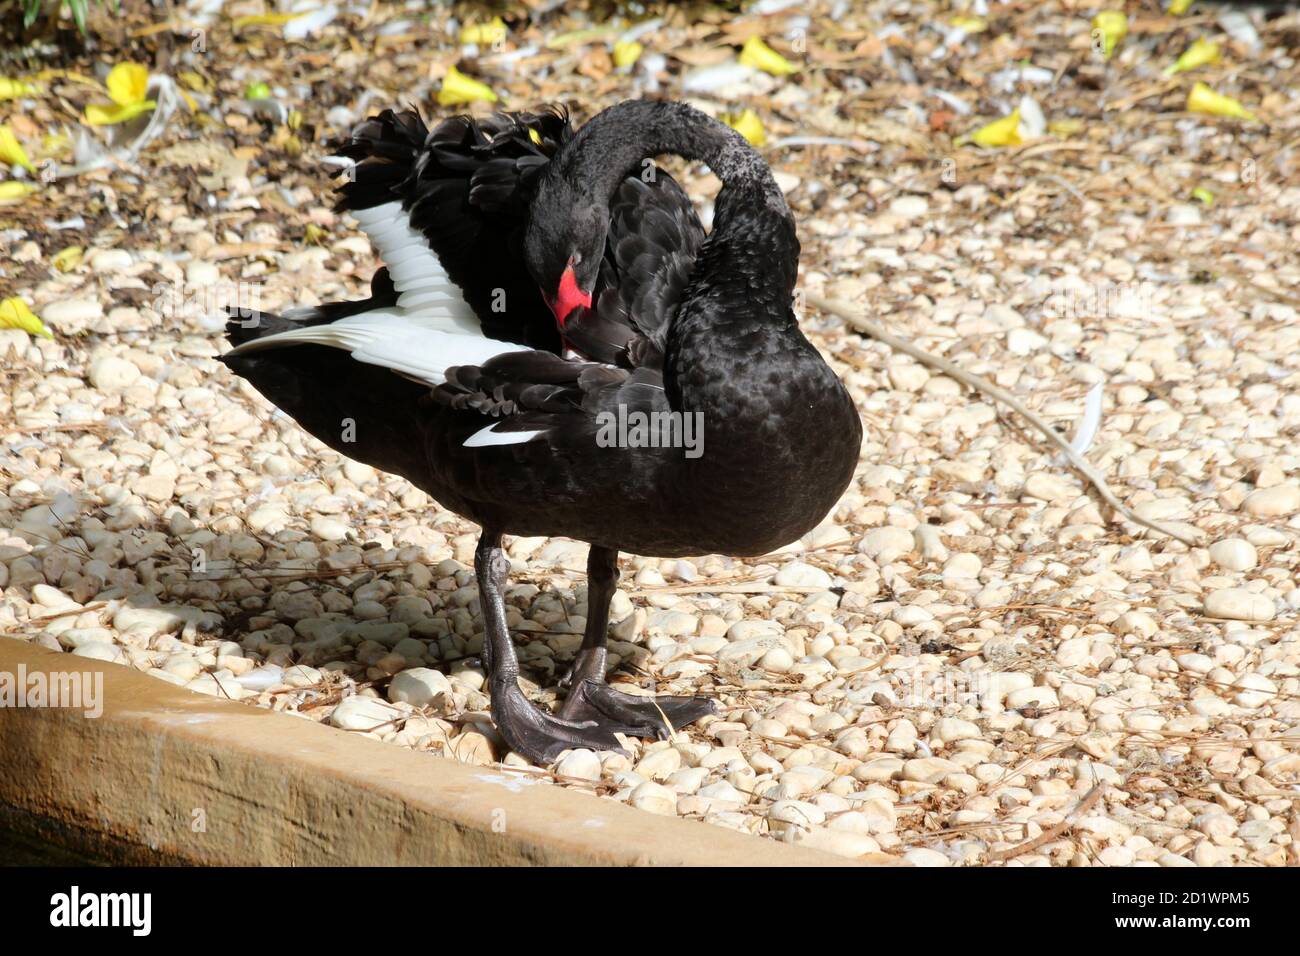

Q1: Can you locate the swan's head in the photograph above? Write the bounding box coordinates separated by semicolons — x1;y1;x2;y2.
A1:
524;176;605;327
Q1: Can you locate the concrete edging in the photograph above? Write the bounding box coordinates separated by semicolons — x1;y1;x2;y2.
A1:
0;638;877;866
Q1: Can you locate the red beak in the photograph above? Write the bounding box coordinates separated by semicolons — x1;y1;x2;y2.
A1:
550;264;592;328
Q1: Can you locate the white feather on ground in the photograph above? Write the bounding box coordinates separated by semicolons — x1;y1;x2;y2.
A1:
1070;382;1104;456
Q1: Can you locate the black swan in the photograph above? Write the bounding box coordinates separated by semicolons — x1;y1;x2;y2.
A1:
220;99;862;763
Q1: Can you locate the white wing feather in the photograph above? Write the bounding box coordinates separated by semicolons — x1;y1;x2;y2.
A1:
226;202;529;387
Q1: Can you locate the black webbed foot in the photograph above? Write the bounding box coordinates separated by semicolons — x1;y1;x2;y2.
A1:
490;676;641;763
558;678;716;739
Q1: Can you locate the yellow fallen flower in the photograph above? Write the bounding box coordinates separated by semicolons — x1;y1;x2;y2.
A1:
950;16;987;33
178;70;211;93
1187;81;1257;121
1164;38;1220;76
0;78;37;101
1169;0;1194;13
1092;10;1127;60
1048;118;1084;137
739;36;798;76
460;16;507;47
0;181;38;203
961;109;1022;148
53;246;84;272
232;13;302;29
31;68;101;88
721;108;766;147
107;62;149;105
1191;187;1214;206
0;297;53;338
613;40;643;70
437;65;497;106
85;62;156;125
85;99;156;125
0;125;36;174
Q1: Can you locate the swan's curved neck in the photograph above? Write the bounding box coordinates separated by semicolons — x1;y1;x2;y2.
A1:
558;101;800;328
558;100;788;217
552;101;817;433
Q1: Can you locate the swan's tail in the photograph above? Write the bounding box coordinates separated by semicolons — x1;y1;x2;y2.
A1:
219;269;433;482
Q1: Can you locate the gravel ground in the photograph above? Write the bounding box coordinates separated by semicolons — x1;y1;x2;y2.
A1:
3;1;1300;866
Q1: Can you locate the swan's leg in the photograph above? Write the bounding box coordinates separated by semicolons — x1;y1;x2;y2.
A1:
557;545;619;692
558;545;716;734
476;531;641;763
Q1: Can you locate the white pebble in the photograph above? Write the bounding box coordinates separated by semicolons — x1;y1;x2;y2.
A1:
1006;686;1059;709
42;298;104;330
889;195;928;219
1113;610;1158;638
634;748;682;781
1232;673;1276;709
859;526;915;563
767;799;826;831
630;781;678;815
1023;473;1078;504
1242;484;1300;518
1208;538;1257;572
311;515;351;542
330;696;402;731
942;552;982;580
555;748;602;780
1204;588;1274;622
387;667;451;706
774;561;832;588
89;248;133;273
931;717;980;745
912;524;948;562
186;260;221;286
843;798;897;833
88;354;141;392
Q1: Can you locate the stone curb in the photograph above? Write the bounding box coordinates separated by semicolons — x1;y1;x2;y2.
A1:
0;638;892;866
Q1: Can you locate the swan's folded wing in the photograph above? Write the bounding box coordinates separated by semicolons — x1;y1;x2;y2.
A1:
563;174;705;368
434;351;667;450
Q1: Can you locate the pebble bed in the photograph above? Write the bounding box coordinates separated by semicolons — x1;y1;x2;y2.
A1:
3;1;1300;866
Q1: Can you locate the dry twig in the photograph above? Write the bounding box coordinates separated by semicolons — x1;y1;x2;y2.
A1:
807;293;1200;546
985;782;1105;863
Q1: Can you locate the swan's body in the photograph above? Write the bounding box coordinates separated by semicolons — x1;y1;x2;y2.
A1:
221;100;862;761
